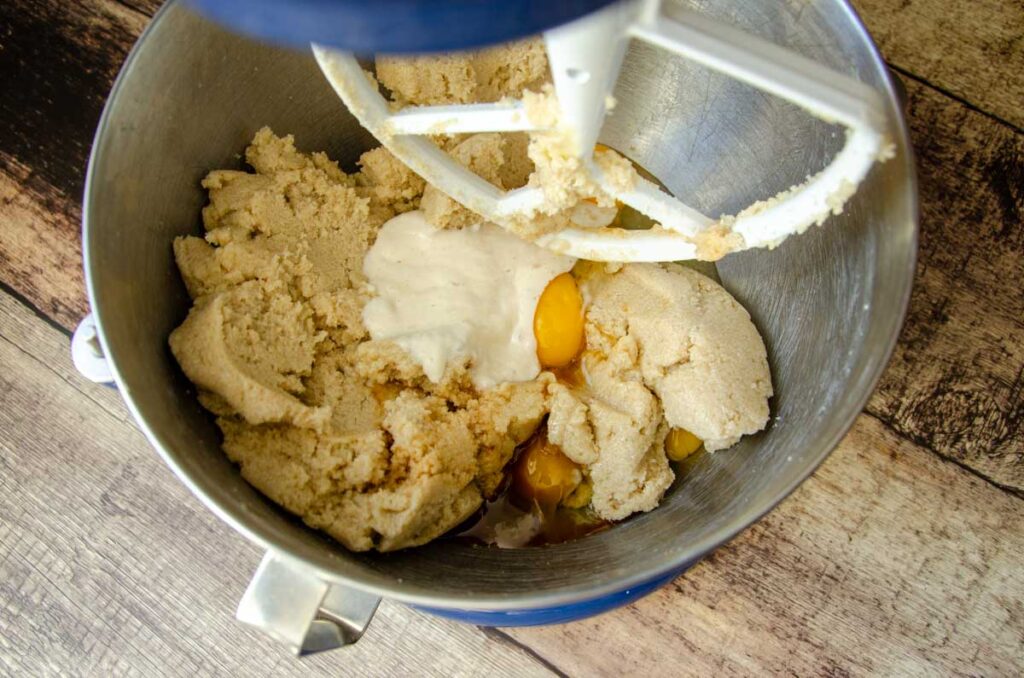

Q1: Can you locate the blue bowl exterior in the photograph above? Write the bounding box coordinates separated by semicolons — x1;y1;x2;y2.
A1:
185;0;618;53
413;566;688;626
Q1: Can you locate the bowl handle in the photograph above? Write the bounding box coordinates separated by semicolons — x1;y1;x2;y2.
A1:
237;552;381;655
72;313;115;384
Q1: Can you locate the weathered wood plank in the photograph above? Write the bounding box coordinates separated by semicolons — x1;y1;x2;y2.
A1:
852;0;1024;129
4;284;1022;675
502;413;1024;676
119;0;163;16
866;77;1024;492
0;0;148;328
0;292;557;677
0;155;89;330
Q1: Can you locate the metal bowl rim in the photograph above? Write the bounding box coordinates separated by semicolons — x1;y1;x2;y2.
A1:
82;0;918;611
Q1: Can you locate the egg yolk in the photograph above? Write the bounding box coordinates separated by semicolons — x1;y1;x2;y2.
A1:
512;435;582;510
666;428;703;461
534;273;585;368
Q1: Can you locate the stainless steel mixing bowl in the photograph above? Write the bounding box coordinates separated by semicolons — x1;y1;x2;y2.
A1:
81;0;916;652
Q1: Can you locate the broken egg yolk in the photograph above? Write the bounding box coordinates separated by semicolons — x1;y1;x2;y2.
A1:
512;435;582;510
534;273;584;368
666;428;703;461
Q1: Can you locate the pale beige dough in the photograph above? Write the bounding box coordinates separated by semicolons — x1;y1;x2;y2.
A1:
546;334;674;521
581;263;773;452
376;40;542;233
375;38;548;106
170;46;773;550
545;262;771;520
169;128;545;552
373;54;641;242
421;132;535;230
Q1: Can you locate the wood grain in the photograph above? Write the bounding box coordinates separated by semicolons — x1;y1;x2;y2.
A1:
3;260;1022;675
117;0;163;16
866;77;1024;492
0;294;556;678
852;0;1024;129
503;413;1024;676
0;0;148;328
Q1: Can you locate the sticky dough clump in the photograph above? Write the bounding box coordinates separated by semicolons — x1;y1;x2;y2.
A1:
375;39;549;106
373;43;637;241
170;39;774;550
579;262;772;452
544;263;772;520
170;128;546;551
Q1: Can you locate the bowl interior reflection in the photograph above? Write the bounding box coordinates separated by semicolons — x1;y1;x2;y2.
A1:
83;1;915;607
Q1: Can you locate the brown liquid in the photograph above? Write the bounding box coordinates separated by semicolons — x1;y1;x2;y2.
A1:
454;424;609;548
548;339;587;388
456;491;610;548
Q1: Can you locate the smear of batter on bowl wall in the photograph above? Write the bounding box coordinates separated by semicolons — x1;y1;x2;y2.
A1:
168;38;772;552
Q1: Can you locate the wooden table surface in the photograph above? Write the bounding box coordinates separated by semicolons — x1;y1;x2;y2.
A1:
1;1;1022;675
